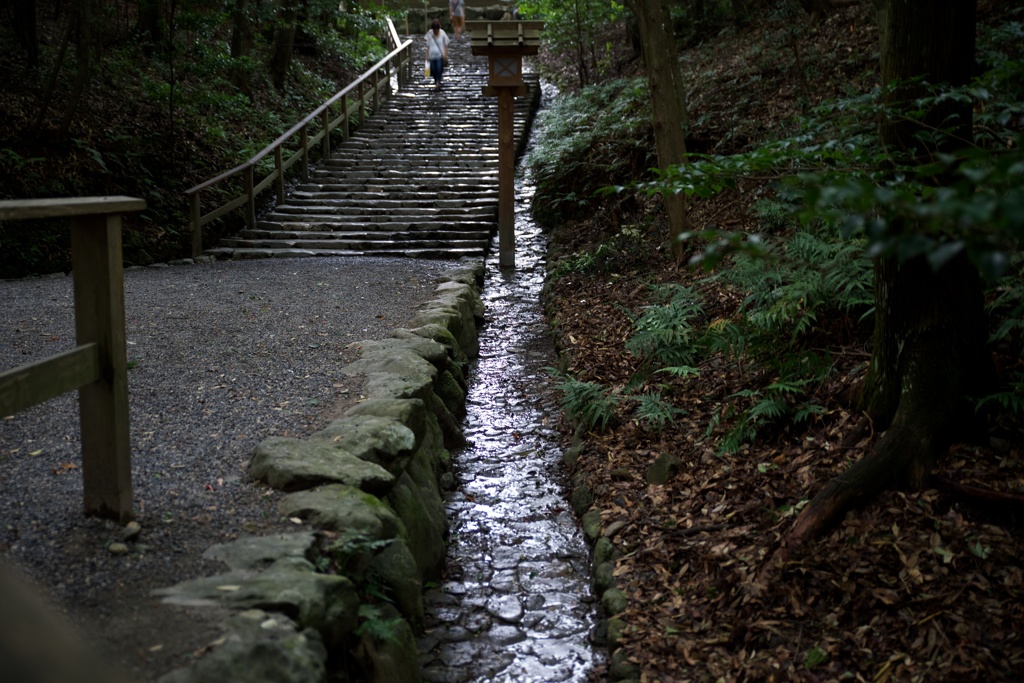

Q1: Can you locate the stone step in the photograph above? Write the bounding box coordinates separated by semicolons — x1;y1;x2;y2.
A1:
206;34;540;261
220;235;490;250
239;226;491;240
255;219;495;233
206;246;486;259
271;201;494;213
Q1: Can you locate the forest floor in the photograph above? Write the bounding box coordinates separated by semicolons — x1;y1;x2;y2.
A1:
538;2;1024;682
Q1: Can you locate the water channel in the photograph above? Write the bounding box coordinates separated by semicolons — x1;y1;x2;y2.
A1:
416;98;602;683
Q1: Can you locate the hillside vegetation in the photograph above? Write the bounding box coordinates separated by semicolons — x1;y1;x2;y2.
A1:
0;0;391;278
525;0;1024;680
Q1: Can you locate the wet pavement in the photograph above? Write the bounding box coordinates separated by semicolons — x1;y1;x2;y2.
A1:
416;107;602;683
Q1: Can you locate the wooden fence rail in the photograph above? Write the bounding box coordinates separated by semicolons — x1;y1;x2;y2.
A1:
0;196;144;522
185;18;415;257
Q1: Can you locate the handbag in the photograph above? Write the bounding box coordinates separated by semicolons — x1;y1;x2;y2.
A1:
425;60;431;77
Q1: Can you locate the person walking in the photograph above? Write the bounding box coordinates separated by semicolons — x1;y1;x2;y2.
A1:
449;0;465;40
425;18;450;90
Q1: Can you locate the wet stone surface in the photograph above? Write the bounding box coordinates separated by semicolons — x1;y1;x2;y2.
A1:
417;137;601;682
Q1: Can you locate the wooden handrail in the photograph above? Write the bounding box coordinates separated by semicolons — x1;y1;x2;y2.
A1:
185;17;415;257
0;195;144;523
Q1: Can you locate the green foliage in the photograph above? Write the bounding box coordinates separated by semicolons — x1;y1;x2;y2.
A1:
549;225;648;279
715;379;824;455
0;1;394;276
630;391;687;431
323;532;393;577
526;78;652;229
713;225;873;345
518;0;625;89
355;604;405;642
639;55;1024;280
548;370;622;432
626;284;704;367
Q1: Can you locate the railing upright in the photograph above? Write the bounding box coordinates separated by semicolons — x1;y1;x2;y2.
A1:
184;17;413;257
244;166;255;228
0;196;145;523
321;109;331;159
274;145;285;204
373;69;380;113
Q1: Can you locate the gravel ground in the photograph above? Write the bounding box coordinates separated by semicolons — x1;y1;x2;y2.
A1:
0;255;460;682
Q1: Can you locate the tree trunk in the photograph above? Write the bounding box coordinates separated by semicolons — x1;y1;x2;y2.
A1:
229;0;252;91
573;0;588;88
626;0;691;258
230;0;252;59
731;0;750;28
786;251;991;545
777;0;990;555
33;10;74;131
136;0;163;48
800;0;833;22
10;0;39;68
57;0;92;140
269;0;300;90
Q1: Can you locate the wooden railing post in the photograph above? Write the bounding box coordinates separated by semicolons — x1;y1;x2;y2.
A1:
321;109;331;159
342;96;350;142
190;191;202;257
183;31;412;237
301;126;309;181
71;211;133;521
244;165;256;228
358;81;365;126
274;145;285;204
1;197;144;522
372;69;380;113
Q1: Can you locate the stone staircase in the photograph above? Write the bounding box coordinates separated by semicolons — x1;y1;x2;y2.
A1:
206;34;541;261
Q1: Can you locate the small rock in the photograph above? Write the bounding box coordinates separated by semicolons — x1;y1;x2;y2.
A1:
108;542;130;555
646;452;681;485
602;520;628;538
121;521;142;541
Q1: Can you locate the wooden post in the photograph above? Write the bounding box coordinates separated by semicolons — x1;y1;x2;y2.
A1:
358;81;365;126
321;109;331;159
244;165;256;228
497;87;516;268
190;191;202;257
468;19;544;270
71;212;133;522
274;145;285;204
342;96;350;142
372;69;380;113
301;126;309;181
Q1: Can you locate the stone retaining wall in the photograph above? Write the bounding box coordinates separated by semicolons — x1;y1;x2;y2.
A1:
155;258;486;683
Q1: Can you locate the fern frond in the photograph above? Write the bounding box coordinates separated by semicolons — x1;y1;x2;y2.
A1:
630;391;687;431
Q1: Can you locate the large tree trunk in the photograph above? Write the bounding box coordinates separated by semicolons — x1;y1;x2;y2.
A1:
57;0;92;140
777;0;990;556
269;0;299;90
626;0;691;258
9;0;39;67
230;0;252;59
229;0;252;91
136;0;163;48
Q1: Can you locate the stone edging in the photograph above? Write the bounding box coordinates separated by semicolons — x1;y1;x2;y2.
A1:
154;257;486;683
563;443;678;683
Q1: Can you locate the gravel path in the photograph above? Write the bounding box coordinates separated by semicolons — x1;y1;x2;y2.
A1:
0;255;460;681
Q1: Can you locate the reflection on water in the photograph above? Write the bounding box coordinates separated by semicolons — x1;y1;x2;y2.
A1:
418;96;601;683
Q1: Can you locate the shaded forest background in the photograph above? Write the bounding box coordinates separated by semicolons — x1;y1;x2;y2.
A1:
2;0;1024;678
0;0;394;278
521;0;1024;679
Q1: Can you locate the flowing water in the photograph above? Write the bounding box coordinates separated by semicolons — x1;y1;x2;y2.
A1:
417;97;602;683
